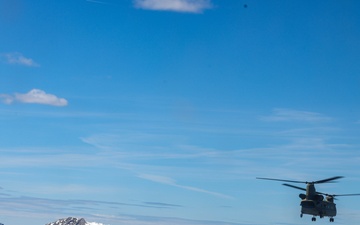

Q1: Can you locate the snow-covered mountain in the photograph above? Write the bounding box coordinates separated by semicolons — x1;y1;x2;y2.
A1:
46;217;104;225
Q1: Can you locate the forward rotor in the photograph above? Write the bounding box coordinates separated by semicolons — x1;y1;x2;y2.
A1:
256;176;344;184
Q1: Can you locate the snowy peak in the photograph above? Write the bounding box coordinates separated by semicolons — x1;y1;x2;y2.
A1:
46;217;103;225
46;217;86;225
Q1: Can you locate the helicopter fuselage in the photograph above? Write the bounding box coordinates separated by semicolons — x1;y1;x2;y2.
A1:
300;199;336;218
299;183;337;220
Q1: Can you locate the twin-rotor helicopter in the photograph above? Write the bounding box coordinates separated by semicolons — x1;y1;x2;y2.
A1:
257;176;360;222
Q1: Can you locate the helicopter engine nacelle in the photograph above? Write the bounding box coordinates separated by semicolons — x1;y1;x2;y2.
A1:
299;193;306;200
326;196;334;203
314;194;324;201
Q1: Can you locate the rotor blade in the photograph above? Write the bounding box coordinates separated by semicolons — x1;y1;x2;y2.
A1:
282;183;306;191
314;176;344;184
256;177;305;183
315;191;328;196
333;193;360;197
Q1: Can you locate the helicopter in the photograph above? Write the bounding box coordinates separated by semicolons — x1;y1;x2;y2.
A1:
257;176;360;222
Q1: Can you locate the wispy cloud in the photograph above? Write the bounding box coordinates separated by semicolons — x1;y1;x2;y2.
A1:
0;195;179;223
0;194;245;225
137;173;233;199
1;52;39;67
260;108;332;123
143;201;182;208
0;89;68;106
133;0;212;13
86;0;112;5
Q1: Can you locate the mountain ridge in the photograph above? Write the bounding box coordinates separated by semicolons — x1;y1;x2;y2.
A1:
46;217;104;225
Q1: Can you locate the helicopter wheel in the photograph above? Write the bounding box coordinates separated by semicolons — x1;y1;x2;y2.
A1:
330;218;334;222
300;214;303;218
311;217;316;222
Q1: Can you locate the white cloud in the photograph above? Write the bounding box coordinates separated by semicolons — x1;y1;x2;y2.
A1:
260;108;332;123
86;222;104;225
1;52;39;67
134;0;212;13
0;89;68;106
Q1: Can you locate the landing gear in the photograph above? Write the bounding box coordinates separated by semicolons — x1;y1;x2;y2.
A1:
311;217;316;222
330;218;334;222
300;214;303;218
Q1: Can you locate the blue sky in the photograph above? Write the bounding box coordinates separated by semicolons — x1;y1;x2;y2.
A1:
1;0;360;224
